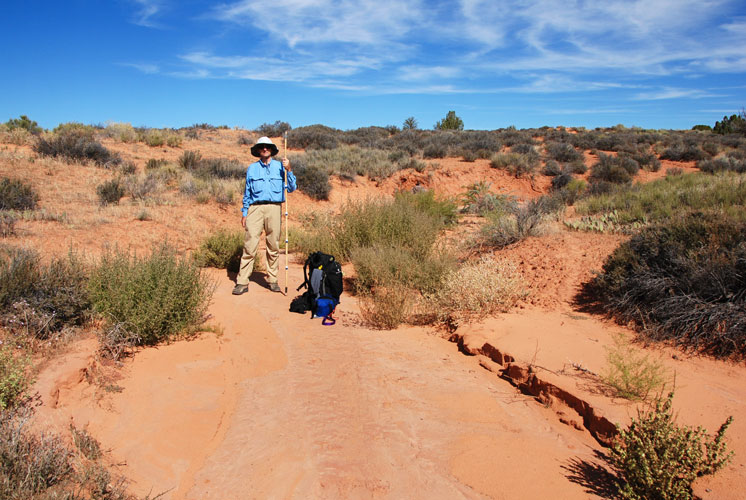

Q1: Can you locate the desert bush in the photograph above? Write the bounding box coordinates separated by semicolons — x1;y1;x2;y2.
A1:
0;177;39;211
4;115;43;135
0;346;32;409
53;122;96;137
145;158;168;170
543;159;562;176
588;153;635;188
0;408;74;496
166;133;182;148
697;156;746;174
545;142;583;163
350;244;455;296
301;145;395;181
35;129;121;167
553;178;587;206
193;229;244;272
293;192;449;263
425;257;525;325
586;212;746;357
577;171;746;226
358;284;415;329
289;124;341;150
423;143;447;159
628;151;661;171
460;182;517;216
88;244;215;345
104;122;137;142
178;150;202;169
97;322;142;361
139;128;170;147
122;172;163;200
395;189;458;226
602;333;668;400
0;212;17;237
0;126;34;145
96;178;125;206
490;151;540;178
474;196;557;249
256;120;291;137
610;392;733;500
0;247;90;344
193;157;245;180
660;142;708;162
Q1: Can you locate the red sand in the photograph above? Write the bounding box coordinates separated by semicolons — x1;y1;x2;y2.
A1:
2;132;742;499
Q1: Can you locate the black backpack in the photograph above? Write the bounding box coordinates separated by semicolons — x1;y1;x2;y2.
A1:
289;252;343;324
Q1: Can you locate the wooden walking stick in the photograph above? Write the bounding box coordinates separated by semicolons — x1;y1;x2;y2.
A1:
283;131;289;295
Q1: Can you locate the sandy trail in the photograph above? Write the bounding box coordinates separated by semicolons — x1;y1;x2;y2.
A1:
183;269;602;499
35;266;606;499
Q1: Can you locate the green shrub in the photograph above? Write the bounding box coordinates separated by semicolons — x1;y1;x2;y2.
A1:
474;196;557;249
96;178;125;206
146;158;169;170
0;177;39;211
545;142;583;162
394;189;458;226
403;117;418;130
490;151;540;178
434;111;464;131
292;158;331;200
602;333;668;400
289;124;341;150
713;111;746;135
660;143;708;162
4;115;43;135
587;212;746;357
350;244;455;295
88;244;215;345
0;346;32;409
178;150;202;169
166;133;182;148
461;182;517;216
35;130;121;167
610;392;733;500
577;171;746;226
589;153;637;186
141;129;166;147
256;120;291;137
104;122;137;142
193;229;244;272
697;156;746;173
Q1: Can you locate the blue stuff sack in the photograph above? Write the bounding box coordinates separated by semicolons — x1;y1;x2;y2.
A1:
312;296;337;322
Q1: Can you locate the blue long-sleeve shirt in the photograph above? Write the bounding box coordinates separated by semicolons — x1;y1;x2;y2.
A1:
241;158;297;216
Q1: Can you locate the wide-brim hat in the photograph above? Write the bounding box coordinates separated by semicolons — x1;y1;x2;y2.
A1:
250;136;279;157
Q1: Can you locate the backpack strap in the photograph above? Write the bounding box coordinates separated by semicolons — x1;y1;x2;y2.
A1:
322;308;337;326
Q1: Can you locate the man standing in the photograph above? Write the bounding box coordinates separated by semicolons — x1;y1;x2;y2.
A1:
233;136;296;295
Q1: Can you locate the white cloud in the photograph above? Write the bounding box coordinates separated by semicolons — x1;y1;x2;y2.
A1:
132;0;746;98
120;62;160;74
632;88;718;100
131;0;165;28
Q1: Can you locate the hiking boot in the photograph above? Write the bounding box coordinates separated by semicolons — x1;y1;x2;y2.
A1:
268;282;282;293
232;284;249;295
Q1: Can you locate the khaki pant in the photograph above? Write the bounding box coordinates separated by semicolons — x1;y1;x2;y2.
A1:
236;204;281;286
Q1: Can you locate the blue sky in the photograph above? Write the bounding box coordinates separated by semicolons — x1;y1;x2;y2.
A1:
2;0;745;131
